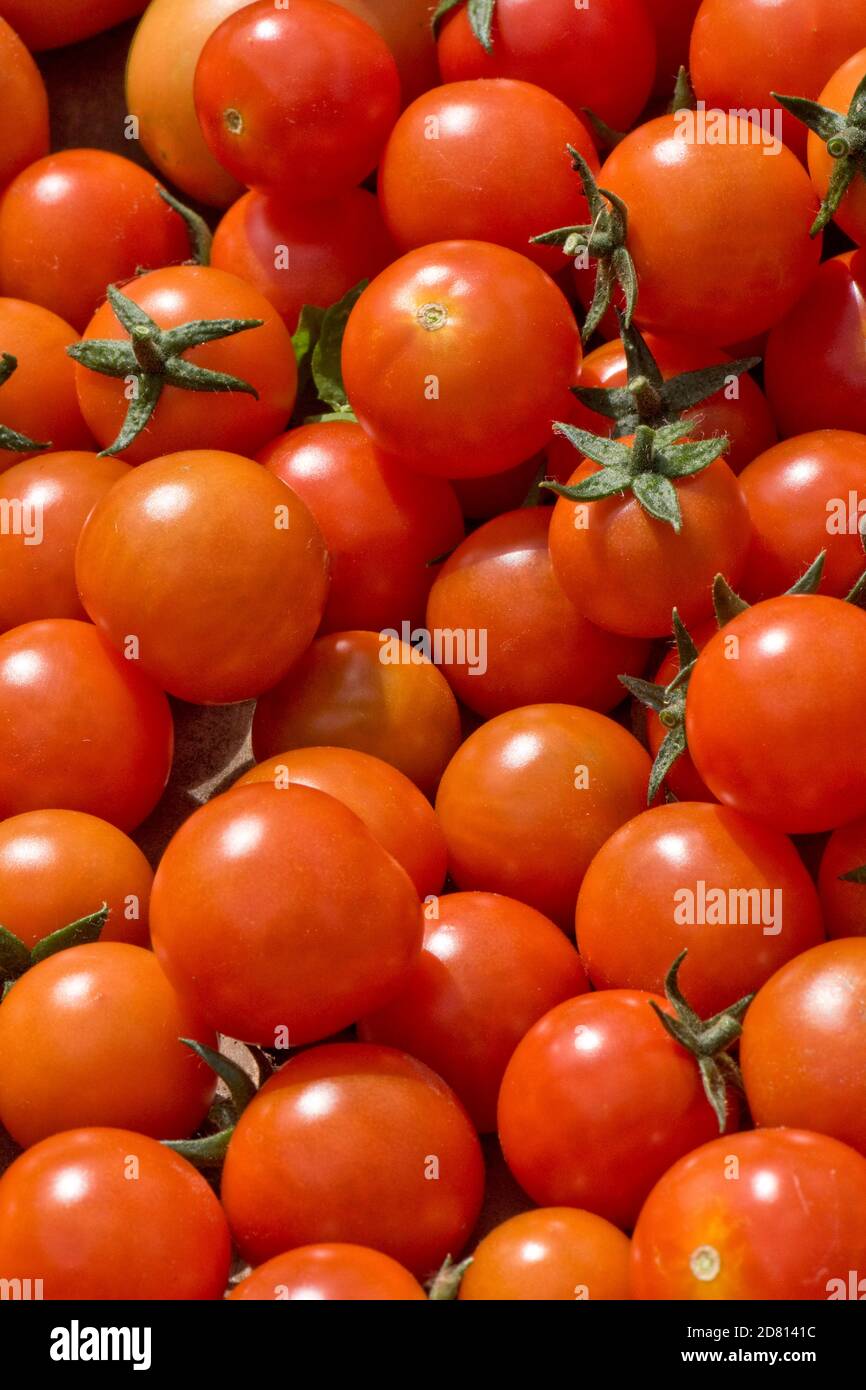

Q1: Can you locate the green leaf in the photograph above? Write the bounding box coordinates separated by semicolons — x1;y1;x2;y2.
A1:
669;65;695;115
618;317;665;392
840;864;866;884
66;339;138;379
291;303;327;397
179;1039;257;1119
580;107;626;151
632;471;682;530
788;551;825;596
713;573;750;626
157;186;212;266
570;384;636;423
431;0;464;34
672;609;699;670
0;352;16;389
773;92;846;143
545;464;634;502
663;357;759;415
0;925;31;983
99;373;163;457
647;722;686;804
165;358;259;397
655;435;729;478
164;1130;233;1168
466;0;496;51
162;317;263;355
311;280;367;414
619;674;668;713
30;904;109;965
550;422;631;469
427;1255;473;1301
107;283;159;336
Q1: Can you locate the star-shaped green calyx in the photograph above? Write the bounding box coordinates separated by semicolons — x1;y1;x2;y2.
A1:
432;0;495;49
0;354;51;453
774;71;866;235
67;283;263;457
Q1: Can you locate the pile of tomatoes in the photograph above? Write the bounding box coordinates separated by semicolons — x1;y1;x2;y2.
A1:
3;0;866;1305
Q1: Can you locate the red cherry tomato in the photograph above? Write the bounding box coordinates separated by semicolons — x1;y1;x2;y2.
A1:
0;298;92;473
818;813;866;939
459;1207;632;1301
229;1244;427;1300
0;17;49;191
805;50;866;244
333;0;440;108
220;1042;484;1276
0;1;146;49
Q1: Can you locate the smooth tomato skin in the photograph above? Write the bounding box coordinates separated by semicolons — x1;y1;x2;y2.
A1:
252;630;462;797
229;1244;427;1301
333;0;439;107
0;151;191;332
818;814;866;939
575;802;825;1017
378;79;598;275
631;1129;866;1299
150;783;422;1046
236;747;447;899
0;1128;231;1300
600;115;821;346
436;0;656;132
0;17;49;190
435;704;652;928
194;0;401;201
498;991;722;1229
221;1042;485;1276
686;596;866;834
0;451;130;631
425;508;650;718
0;943;216;1148
0;619;173;831
0;809;152;950
0;2;146;49
741;939;866;1156
359;891;588;1132
341;240;581;478
807;50;866;244
548;453;751;638
75;450;329;705
259;422;463;635
73;266;298;465
739;430;866;601
459;1207;632;1301
212;187;395;332
0;298;92;472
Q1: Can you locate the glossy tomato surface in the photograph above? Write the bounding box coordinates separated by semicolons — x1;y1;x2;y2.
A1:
459;1207;631;1301
0;17;49;191
229;1244;427;1301
0;1;147;49
818;813;866;939
0;298;92;472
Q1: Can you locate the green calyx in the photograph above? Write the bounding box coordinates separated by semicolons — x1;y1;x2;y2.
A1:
163;1041;263;1168
0;904;109;998
432;0;495;49
67;283;263;457
427;1254;474;1301
669;65;696;116
0;353;52;453
774;72;866;235
543;418;728;532
292;279;366;422
531;146;637;343
156;185;212;267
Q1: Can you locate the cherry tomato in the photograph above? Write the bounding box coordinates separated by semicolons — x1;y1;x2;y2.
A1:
378;79;599;275
0;619;173;831
252;630;462;797
0;809;152;950
644;623;716;804
425;508;649;718
0;943;216;1148
805;50;866;244
632;1129;866;1299
360;891;588;1131
645;0;701;100
435;704;651;928
229;1244;427;1301
686;595;866;834
436;0;657;133
0;451;130;631
220;1042;484;1276
0;1;147;50
0;151;192;332
0;17;49;191
73;266;298;464
341;240;580;478
576;802;825;1017
600;115;821;346
498;990;723;1229
333;0;439;107
212;188;395;331
459;1207;632;1301
76;450;328;705
151;783;422;1046
259;422;463;634
818;813;866;939
194;0;400;201
0;298;92;472
236;747;447;900
0;1128;230;1300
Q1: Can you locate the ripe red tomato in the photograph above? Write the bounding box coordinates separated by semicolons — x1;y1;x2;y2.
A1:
229;1244;427;1301
0;1;147;49
804;50;866;244
644;623;716;804
436;0;657;133
576;802;825;1017
220;1042;484;1276
0;943;216;1148
334;0;439;107
212;187;395;331
0;17;49;191
359;890;588;1131
194;0;400;200
498;990;723;1229
341;240;580;478
151;783;422;1046
75;450;328;704
0;451;130;632
0;619;173;831
259;422;463;634
236;747;447;900
686;595;866;833
632;1129;866;1299
818;814;866;939
378;79;598;275
425;508;650;718
435;704;651;928
0;298;92;472
252;630;462;797
600;115;821;346
459;1208;632;1301
0;1127;231;1300
0;809;152;949
72;266;298;464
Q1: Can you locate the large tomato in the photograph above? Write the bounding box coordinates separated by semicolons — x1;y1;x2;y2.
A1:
220;1042;484;1276
818;813;866;939
0;1128;231;1300
341;240;580;478
0;17;48;191
0;1;147;50
229;1244;427;1301
0;298;92;473
459;1208;632;1301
